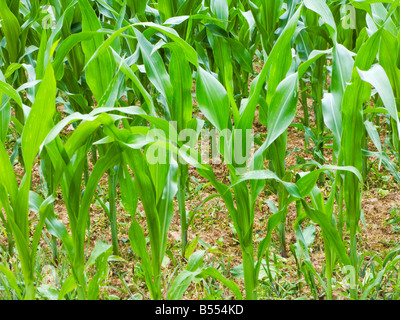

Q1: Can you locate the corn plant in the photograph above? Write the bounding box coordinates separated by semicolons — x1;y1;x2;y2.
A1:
0;63;56;299
1;0;400;301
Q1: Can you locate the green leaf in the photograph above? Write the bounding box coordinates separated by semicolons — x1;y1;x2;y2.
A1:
358;64;400;139
86;240;112;268
135;23;198;66
134;28;173;110
364;120;383;168
237;5;302;132
57;275;77;300
184;235;200;260
210;0;229;29
0;0;21;62
196;67;230;131
230;169;301;198
78;0;114;102
118;164;138;219
169;45;193;131
0;144;18;204
200;267;243;300
304;0;337;41
252;73;298;170
0;80;23;109
301;201;351;266
46;215;74;259
22;64;56;173
0;265;23;299
322;93;341;156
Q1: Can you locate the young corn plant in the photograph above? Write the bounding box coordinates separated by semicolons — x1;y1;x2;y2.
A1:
42;113;122;299
192;4;319;299
0;63;56;299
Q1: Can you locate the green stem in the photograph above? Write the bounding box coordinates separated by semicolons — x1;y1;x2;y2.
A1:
336;172;344;240
108;170;119;256
91;145;98;165
278;221;287;258
25;282;35;300
278;184;288;258
51;235;59;265
77;285;86;300
300;79;310;129
152;275;162;300
178;164;188;256
349;232;358;300
362;127;368;182
325;245;333;300
242;247;257;300
326;276;332;300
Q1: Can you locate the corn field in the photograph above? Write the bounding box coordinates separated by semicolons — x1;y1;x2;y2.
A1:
1;0;400;301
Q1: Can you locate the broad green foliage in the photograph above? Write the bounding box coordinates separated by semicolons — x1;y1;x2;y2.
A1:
0;0;400;301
